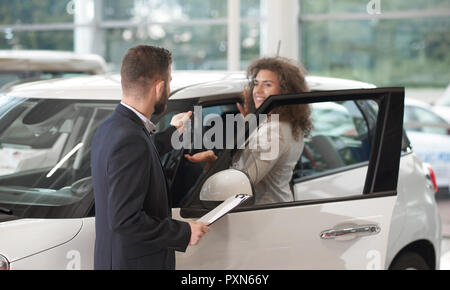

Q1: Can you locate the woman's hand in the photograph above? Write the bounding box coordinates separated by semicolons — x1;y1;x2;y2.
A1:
236;102;246;116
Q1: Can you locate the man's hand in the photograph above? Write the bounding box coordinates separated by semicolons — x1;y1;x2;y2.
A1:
170;111;192;133
188;221;210;246
184;150;218;163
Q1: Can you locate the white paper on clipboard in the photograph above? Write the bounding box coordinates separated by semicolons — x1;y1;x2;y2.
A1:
197;194;251;224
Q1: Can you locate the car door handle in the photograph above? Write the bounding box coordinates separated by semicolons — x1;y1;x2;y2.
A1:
320;224;381;240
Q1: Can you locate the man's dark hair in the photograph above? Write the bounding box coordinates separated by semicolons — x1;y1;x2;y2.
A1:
120;45;172;97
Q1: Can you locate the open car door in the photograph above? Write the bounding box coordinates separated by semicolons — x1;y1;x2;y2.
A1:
174;87;404;269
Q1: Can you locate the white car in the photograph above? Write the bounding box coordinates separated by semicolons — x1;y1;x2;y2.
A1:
0;50;107;90
433;84;450;123
0;72;442;270
404;98;450;192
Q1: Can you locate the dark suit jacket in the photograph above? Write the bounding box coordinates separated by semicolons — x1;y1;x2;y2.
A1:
91;103;191;270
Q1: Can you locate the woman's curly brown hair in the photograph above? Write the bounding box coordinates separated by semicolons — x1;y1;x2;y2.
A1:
241;57;313;140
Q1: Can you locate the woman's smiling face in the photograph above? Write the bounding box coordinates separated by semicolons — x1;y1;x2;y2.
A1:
252;69;281;109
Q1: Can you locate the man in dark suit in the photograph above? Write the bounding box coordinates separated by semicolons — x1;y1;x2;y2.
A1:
91;45;209;270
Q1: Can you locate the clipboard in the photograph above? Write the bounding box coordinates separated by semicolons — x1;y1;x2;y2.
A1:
197;194;251;225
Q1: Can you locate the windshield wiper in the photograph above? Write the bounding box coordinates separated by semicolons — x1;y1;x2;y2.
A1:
0;207;13;215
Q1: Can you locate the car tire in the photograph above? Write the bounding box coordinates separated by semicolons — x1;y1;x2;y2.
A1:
389;252;430;270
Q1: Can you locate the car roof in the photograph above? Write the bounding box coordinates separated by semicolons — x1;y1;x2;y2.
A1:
404;98;434;109
0;50;107;74
3;71;376;101
436;83;450;106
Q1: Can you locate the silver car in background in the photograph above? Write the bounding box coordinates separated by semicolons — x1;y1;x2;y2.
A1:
404;98;450;194
433;84;450;123
0;50;107;90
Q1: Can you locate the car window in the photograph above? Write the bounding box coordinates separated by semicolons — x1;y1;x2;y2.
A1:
367;99;410;152
404;105;448;135
286;100;376;202
295;101;371;179
152;100;194;181
0;96;116;218
0;73;22;88
157;100;240;206
404;105;419;131
176;98;380;210
155;111;179;132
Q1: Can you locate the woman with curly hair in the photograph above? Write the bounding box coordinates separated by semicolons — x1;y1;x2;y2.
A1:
186;57;312;204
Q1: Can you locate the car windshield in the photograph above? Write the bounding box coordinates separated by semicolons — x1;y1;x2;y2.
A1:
0;96;116;218
0;73;21;88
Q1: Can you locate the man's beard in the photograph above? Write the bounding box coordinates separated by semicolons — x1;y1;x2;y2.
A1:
154;89;168;115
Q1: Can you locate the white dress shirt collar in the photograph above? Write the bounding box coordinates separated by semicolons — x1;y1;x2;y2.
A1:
120;101;157;133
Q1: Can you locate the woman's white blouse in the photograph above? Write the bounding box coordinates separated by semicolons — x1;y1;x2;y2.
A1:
231;119;304;204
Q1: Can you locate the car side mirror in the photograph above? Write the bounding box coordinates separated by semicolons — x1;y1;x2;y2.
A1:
200;169;253;202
